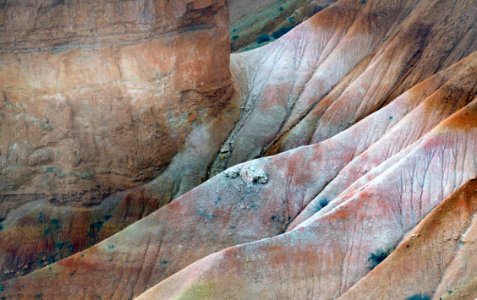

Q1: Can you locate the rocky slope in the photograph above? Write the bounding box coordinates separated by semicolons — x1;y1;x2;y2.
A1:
229;0;335;51
1;0;477;298
341;178;477;300
4;50;477;298
0;0;238;280
0;0;344;281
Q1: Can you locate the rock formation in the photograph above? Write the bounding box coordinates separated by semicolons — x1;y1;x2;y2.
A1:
0;0;238;280
229;0;335;51
1;0;477;299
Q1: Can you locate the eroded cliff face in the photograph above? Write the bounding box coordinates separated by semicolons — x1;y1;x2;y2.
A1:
0;0;233;204
0;0;238;279
1;0;477;299
5;50;477;299
0;0;477;299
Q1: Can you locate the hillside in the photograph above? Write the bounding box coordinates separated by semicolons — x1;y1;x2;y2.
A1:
1;0;477;299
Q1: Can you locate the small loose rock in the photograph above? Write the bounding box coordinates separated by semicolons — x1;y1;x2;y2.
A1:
240;165;268;185
225;167;241;179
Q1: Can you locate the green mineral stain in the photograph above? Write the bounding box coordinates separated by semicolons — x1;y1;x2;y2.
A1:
177;281;217;300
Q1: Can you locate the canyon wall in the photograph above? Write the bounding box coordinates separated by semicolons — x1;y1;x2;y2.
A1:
0;0;238;279
2;0;477;299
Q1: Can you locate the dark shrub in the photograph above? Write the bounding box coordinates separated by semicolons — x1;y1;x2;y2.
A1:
256;33;271;43
405;294;431;300
311;4;323;15
319;198;330;208
368;247;392;270
312;198;330;213
271;26;293;39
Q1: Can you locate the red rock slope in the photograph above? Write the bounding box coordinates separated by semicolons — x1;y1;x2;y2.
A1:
1;0;477;298
3;45;477;300
340;178;477;300
140;175;477;300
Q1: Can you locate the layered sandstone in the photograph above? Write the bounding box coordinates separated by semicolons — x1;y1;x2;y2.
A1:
0;0;237;279
0;0;233;205
3;36;477;300
1;0;477;298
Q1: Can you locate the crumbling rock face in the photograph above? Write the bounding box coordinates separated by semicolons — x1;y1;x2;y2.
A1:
4;54;477;299
2;0;477;298
0;0;238;280
0;0;233;204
